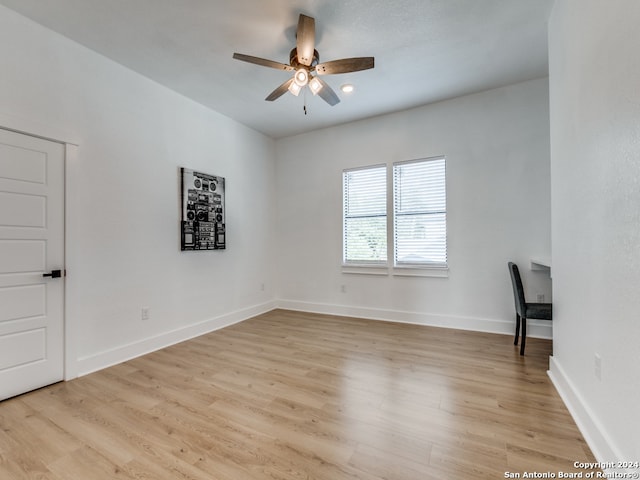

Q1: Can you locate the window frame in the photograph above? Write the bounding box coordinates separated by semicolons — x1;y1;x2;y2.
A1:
341;157;448;278
392;156;448;273
342;164;388;267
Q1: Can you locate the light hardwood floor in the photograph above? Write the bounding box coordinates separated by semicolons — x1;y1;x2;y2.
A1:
0;309;596;479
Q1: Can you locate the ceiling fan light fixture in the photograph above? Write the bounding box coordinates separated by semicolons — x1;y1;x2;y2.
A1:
288;81;303;96
294;68;309;87
309;76;323;95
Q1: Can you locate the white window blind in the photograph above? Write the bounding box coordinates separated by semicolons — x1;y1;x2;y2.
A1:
343;165;387;264
393;157;446;267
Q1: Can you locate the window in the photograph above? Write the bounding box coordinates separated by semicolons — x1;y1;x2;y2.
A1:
342;165;387;264
342;157;447;274
393;157;447;268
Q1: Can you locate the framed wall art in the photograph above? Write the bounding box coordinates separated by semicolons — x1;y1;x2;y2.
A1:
180;168;226;250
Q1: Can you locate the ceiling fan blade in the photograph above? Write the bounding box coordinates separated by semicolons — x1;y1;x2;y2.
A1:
296;14;315;66
265;78;295;101
233;53;294;71
315;57;375;75
315;77;340;106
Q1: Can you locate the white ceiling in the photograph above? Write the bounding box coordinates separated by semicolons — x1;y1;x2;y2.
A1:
0;0;554;139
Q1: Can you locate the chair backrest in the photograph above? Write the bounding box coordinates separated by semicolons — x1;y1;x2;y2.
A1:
508;262;526;317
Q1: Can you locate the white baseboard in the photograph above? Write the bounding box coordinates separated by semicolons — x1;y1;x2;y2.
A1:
548;356;622;466
276;299;553;339
75;298;552;377
76;300;277;377
74;299;622;472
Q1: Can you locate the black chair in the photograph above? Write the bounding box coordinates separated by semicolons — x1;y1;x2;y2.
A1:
508;262;552;355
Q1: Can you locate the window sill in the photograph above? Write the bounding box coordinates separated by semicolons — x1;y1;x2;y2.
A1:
341;264;449;277
342;264;389;276
393;265;449;278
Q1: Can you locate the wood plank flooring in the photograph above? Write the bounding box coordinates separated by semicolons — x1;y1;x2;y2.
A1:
0;309;597;479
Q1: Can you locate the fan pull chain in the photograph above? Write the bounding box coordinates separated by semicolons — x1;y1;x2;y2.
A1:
303;89;308;115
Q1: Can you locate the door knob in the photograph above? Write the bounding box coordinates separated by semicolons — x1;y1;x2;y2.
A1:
43;269;62;278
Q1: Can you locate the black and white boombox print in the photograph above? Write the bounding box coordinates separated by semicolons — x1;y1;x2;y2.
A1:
181;168;226;251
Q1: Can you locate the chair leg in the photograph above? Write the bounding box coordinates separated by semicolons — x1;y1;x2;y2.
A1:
520;317;527;355
514;314;521;345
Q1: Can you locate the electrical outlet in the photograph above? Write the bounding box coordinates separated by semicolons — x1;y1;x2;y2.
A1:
537;294;545;303
141;307;150;321
594;353;602;381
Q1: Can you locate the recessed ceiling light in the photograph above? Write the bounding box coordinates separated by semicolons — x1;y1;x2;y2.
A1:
341;84;354;93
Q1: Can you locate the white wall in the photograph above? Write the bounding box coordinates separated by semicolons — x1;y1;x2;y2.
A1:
275;78;552;336
0;5;278;376
548;0;640;465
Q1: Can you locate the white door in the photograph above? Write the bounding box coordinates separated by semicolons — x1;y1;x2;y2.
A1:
0;128;65;400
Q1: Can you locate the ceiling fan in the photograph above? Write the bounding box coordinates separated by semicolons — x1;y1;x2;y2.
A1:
233;14;374;106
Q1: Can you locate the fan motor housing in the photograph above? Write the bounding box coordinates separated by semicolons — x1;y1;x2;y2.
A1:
289;48;319;69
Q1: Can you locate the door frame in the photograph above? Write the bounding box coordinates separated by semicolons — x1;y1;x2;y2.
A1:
1;111;80;381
